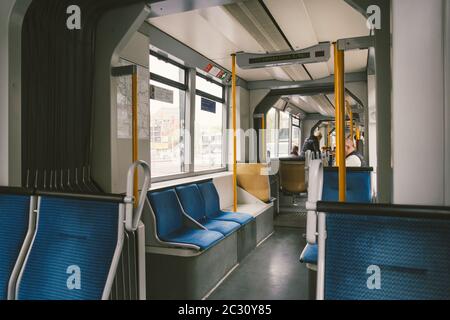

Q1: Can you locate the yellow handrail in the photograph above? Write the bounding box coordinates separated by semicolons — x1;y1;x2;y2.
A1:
334;43;346;202
231;54;238;212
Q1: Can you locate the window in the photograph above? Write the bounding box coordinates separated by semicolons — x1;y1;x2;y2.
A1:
292;126;300;151
278;111;290;157
291;116;301;151
196;75;224;100
194;74;225;171
266;108;277;158
150;52;186;86
149;50;228;180
149;52;187;178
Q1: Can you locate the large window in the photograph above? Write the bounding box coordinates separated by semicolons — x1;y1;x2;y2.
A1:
149;50;227;180
278;111;290;157
265;107;303;158
149;52;187;178
194;74;225;171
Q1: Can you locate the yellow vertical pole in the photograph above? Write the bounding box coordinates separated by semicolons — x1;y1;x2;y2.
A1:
231;54;238;212
335;108;339;166
132;69;138;207
334;43;346;202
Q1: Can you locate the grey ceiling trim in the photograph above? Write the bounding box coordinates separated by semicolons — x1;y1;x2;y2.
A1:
303;114;335;121
140;22;248;89
147;0;252;18
269;84;334;97
247;71;366;90
337;35;375;51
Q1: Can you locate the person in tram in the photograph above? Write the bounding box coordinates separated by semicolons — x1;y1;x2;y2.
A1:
290;145;299;157
345;136;364;167
300;131;322;159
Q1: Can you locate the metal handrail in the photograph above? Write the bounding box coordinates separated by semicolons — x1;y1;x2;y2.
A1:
125;160;151;232
316;201;450;220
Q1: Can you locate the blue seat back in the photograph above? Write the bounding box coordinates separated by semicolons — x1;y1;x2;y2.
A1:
17;196;119;300
175;185;206;222
148;189;184;239
0;194;31;300
322;169;372;202
197;182;221;218
324;214;450;300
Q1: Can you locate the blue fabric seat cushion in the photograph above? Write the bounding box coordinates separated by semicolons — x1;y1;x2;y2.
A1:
197;182;254;225
161;228;224;250
0;194;31;300
201;218;240;236
17;197;119;300
175;184;207;222
197;182;222;217
300;244;318;264
212;211;254;225
148;189;185;239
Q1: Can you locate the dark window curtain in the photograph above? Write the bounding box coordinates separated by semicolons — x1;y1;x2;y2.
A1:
21;0;143;191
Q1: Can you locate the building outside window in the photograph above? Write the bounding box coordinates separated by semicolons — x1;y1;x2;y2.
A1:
149;52;187;178
194;74;225;172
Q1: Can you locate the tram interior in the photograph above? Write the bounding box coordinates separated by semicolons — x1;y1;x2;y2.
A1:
1;0;450;301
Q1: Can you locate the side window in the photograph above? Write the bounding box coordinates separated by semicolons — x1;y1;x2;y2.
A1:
194;75;225;172
149;52;187;178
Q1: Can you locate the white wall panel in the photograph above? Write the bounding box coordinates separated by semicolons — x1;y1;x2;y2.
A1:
392;0;445;205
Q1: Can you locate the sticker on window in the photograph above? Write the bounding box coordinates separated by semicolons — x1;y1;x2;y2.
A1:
150;85;174;104
201;97;216;114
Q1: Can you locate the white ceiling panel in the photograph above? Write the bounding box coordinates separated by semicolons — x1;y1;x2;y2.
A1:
304;62;330;79
288;95;319;114
263;0;318;50
263;0;329;80
263;0;369;76
303;0;369;42
150;10;237;60
149;0;369;81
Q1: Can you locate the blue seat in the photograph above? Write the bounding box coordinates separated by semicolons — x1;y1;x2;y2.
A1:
0;193;31;300
197;181;254;225
175;185;240;236
325;214;450;300
300;244;317;264
16;196;121;300
302;168;373;266
148;189;224;250
322;168;372;202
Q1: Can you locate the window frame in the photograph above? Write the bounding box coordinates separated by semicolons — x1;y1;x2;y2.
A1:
195;73;226;104
149;50;188;90
149;50;228;182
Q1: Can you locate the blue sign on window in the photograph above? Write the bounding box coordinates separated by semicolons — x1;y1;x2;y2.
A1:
201;97;216;114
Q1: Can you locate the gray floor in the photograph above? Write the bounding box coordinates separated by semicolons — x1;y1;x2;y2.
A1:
207;226;312;300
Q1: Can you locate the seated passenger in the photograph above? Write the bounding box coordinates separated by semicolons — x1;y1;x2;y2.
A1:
345;137;364;167
290;145;299;157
